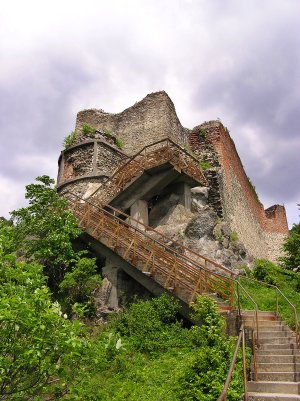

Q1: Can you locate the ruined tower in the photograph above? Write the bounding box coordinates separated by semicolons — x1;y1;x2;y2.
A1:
57;91;288;264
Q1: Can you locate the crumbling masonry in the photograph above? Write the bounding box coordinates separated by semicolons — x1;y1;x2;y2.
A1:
57;91;288;268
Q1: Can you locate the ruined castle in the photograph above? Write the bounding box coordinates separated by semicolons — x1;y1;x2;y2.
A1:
57;91;288;266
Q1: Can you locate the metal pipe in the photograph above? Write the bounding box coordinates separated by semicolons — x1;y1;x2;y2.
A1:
217;325;244;401
251;330;257;381
242;327;248;401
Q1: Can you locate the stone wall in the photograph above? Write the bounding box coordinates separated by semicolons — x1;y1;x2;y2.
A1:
190;121;289;262
75;91;188;156
57;91;289;263
57;140;128;189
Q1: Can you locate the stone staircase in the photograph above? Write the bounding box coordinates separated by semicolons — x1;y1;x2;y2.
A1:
242;311;300;400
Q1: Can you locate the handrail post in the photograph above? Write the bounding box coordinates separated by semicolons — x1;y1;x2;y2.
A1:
255;308;259;344
252;330;258;381
275;288;279;317
242;327;248;401
295;312;299;348
237;282;241;317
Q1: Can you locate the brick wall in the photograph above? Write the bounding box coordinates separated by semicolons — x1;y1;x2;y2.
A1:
194;121;289;261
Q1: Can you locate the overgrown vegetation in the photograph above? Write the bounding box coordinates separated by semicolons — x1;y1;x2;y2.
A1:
280;216;300;270
5;175;288;400
63;131;76;149
199;160;212;170
239;259;300;327
0;177;244;400
82;123;96;136
247;176;259;201
199;128;207;139
103;129;125;149
63;295;244;401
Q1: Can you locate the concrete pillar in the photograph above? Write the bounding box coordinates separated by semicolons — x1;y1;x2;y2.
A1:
173;182;191;209
130;199;149;230
102;262;120;309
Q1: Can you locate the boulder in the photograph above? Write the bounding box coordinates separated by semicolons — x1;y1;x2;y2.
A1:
185;208;218;239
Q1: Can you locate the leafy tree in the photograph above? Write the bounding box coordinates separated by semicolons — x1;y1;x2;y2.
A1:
0;223;87;401
59;257;102;316
281;222;300;270
10;176;83;290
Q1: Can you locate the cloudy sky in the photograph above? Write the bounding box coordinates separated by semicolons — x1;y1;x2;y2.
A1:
1;0;299;227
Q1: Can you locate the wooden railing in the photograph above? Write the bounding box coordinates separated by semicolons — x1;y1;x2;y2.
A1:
68;193;235;306
88;138;208;205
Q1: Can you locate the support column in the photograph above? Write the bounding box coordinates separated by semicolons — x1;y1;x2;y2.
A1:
174;182;191;209
130;199;149;230
102;262;120;309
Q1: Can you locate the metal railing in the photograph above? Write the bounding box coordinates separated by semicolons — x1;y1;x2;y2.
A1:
65;193;267;401
87;138;208;204
217;324;248;401
67;192;235;305
239;276;300;347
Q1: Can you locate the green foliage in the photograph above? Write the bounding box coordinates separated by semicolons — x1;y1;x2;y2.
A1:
199;160;212;170
112;294;185;353
247;176;259;201
63;131;76;149
0;226;86;400
199;128;207;139
239;260;300;327
281;223;300;270
177;296;243;401
59;257;101;315
104;129;113;138
252;259;277;285
64;295;244;400
230;231;238;243
103;129;125;149
115;137;125;149
82;123;96;136
10;176;83;290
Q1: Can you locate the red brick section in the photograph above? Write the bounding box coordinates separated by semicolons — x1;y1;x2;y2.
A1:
195;123;288;235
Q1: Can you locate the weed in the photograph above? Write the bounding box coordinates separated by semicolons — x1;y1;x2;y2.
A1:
82;123;96;136
115;137;124;149
199;160;212;170
199;128;207;139
63;131;76;149
230;231;238;243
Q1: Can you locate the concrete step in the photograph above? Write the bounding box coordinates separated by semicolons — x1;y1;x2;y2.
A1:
248;381;300;394
255;355;300;363
254;363;300;372
255;372;300;381
258;337;296;345
248;392;300;400
243;318;278;324
259;343;297;350
257;350;300;356
242;311;277;317
259;331;296;339
259;326;292;333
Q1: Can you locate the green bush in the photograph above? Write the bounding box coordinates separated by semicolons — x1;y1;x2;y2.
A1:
82;123;96;136
59;257;102;315
113;294;184;353
281;222;300;270
176;296;243;401
63;131;76;149
115;137;125;149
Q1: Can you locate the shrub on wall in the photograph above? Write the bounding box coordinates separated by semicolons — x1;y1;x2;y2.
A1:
63;131;76;149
